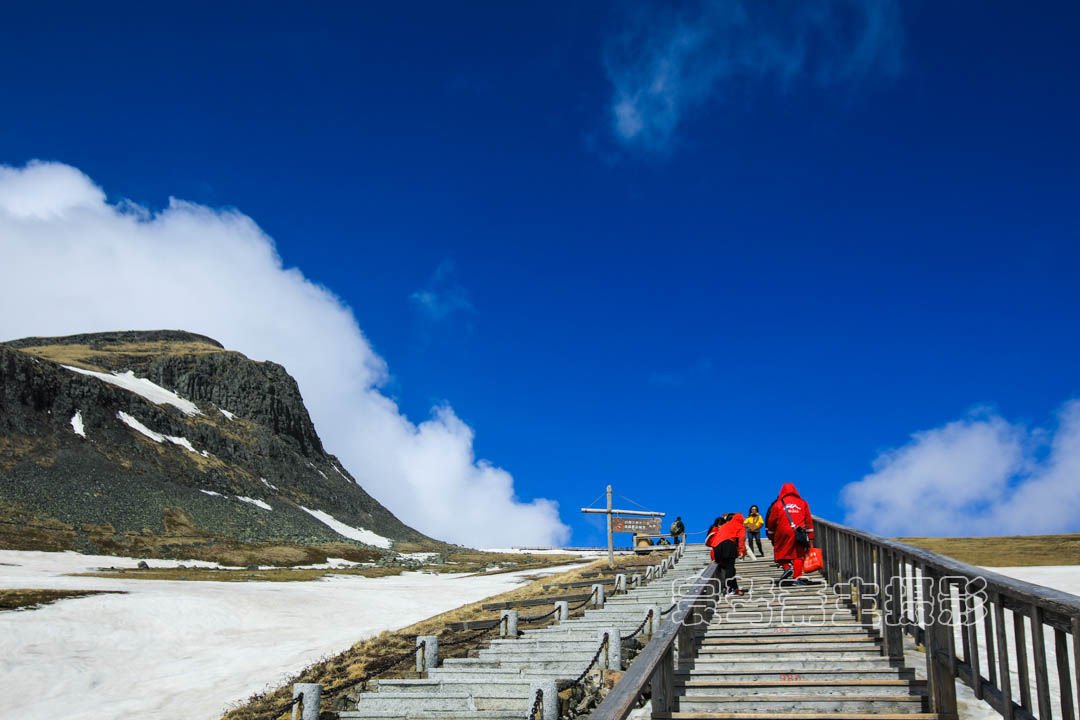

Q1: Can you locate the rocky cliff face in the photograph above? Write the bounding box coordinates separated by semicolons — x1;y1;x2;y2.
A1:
0;330;433;557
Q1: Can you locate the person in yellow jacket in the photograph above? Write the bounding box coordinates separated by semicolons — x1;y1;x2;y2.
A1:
744;505;765;556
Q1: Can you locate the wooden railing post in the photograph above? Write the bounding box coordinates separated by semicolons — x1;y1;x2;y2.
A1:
880;546;904;660
962;581;984;699
1030;604;1052;720
651;646;676;713
1055;627;1075;720
924;567;959;720
993;594;1014;720
1013;610;1032;713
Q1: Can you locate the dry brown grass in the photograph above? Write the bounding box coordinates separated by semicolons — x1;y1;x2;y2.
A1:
898;533;1080;567
0;588;125;612
77;566;407;582
0;501;389;566
220;553;649;720
16;340;224;371
0;434;50;471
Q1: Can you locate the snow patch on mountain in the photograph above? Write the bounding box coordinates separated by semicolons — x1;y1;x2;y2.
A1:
70;411;85;438
236;496;272;511
64;365;201;416
116;412;207;456
300;507;391;548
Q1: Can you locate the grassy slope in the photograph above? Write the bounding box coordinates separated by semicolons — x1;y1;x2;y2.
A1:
897;533;1080;567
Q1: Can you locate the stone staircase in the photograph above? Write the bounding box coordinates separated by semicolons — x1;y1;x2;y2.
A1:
340;543;714;720
663;538;935;720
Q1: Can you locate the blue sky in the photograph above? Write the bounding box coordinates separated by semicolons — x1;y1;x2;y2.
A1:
2;2;1079;545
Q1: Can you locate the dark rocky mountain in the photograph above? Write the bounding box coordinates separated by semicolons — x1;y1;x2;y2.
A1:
0;330;436;561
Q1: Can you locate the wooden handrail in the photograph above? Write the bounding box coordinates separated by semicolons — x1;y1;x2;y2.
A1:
814;517;1080;720
590;562;719;720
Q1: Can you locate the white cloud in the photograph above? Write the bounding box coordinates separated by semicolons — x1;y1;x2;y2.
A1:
840;401;1080;537
604;0;904;152
409;259;474;322
0;160;569;547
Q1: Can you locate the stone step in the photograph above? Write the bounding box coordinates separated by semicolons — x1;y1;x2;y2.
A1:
476;651;604;663
674;680;928;697
676;695;927;713
376;678;535;697
488;638;607;650
427;669;571;683
441;658;596;673
341;711;524;720
366;695;527;713
354;693;480;713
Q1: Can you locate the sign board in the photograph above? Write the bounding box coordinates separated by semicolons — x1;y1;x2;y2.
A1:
612;516;662;534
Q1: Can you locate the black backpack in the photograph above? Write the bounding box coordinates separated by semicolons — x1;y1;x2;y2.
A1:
778;494;811;548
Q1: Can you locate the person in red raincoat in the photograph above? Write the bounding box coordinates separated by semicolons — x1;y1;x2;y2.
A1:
706;513;746;596
765;482;814;585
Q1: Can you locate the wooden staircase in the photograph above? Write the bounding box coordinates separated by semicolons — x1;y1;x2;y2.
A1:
657;539;935;720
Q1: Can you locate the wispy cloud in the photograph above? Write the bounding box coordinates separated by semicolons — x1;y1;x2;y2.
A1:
604;0;904;152
410;260;475;322
0;161;569;547
840;401;1080;536
648;357;714;387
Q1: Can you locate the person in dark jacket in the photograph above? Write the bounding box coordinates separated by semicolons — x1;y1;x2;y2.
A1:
669;516;685;545
765;482;814;585
706;513;746;595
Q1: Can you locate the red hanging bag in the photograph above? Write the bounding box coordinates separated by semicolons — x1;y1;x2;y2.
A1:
803;545;823;573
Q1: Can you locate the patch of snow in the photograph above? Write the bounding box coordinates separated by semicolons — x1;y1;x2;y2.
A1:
117;411;165;442
400;552;439;562
0;548;563;720
199;490;222;497
70;411;85;438
260;478;278;491
332;464;349;480
116;412;207;456
300;507;392;549
63;366;201;416
219;408;236;421
481;547;608;557
235;496;271;511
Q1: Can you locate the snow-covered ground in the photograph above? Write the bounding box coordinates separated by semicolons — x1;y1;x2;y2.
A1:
481;547;609;556
0;550;583;720
903;565;1080;720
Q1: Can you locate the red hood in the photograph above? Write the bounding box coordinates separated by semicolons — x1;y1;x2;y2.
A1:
731;512;745;525
779;482;800;498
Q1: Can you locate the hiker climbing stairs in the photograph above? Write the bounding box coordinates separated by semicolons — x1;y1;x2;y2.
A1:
662;537;934;720
340;543;714;720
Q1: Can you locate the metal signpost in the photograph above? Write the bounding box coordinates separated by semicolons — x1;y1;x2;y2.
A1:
580;485;665;568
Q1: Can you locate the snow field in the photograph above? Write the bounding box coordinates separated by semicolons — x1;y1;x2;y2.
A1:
0;549;584;720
